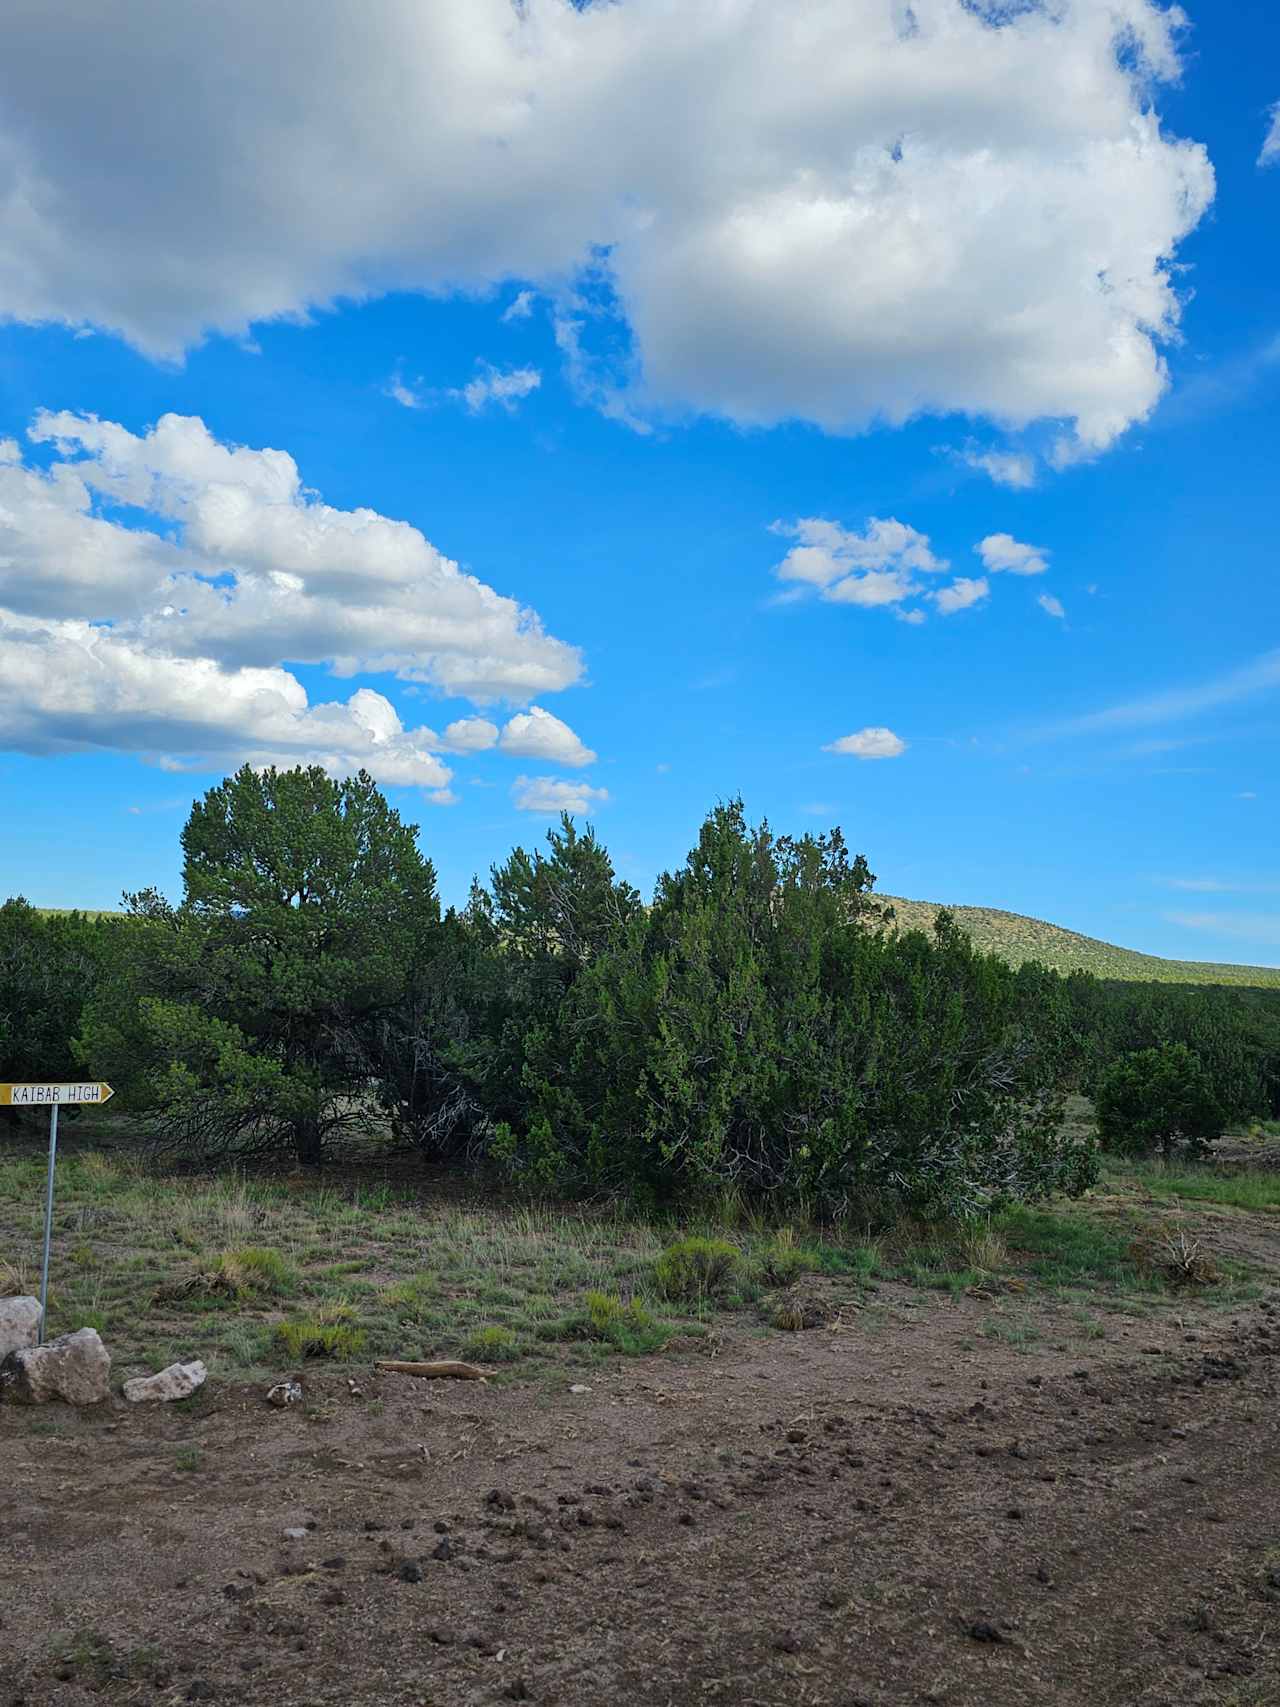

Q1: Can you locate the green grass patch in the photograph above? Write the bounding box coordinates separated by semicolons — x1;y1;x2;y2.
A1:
996;1206;1149;1290
1120;1161;1280;1212
274;1303;366;1360
653;1236;741;1301
459;1324;522;1363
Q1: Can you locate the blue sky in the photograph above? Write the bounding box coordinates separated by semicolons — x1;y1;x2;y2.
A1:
0;1;1277;964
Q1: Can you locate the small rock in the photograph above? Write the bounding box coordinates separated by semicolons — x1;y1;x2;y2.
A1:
399;1561;423;1583
266;1380;303;1407
569;1383;590;1395
967;1621;1008;1644
0;1297;42;1362
123;1359;207;1403
321;1588;347;1607
282;1527;309;1542
321;1556;345;1570
0;1327;110;1405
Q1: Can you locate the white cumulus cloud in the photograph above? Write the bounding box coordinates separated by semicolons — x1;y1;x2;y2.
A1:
823;726;907;760
932;577;990;616
774;517;946;617
442;717;500;754
498;706;597;768
18;410;581;700
0;612;453;791
0;411;593;792
512;775;609;815
976;533;1051;576
0;1;1213;452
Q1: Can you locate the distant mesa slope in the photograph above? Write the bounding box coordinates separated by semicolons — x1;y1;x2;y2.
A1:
879;896;1280;990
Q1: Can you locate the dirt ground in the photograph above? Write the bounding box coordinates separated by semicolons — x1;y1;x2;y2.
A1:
5;1254;1280;1707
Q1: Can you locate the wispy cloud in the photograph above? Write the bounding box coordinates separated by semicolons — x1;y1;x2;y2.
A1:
1156;876;1280;895
1050;649;1280;737
126;796;191;816
949;444;1037;490
1038;592;1066;620
1158;332;1280;427
502;289;535;322
512;775;609;814
1259;101;1280;168
385;368;427;409
386;361;543;414
1165;910;1280;951
452;363;541;414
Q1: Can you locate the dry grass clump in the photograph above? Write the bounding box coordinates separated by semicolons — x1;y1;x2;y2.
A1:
1129;1226;1221;1289
159;1245;297;1303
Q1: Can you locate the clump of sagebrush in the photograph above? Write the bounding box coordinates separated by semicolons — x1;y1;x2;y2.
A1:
274;1302;365;1360
654;1237;740;1301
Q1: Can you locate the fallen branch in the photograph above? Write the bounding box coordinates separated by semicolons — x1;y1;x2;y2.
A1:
374;1359;489;1382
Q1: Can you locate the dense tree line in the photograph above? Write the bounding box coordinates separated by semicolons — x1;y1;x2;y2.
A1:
3;766;1278;1214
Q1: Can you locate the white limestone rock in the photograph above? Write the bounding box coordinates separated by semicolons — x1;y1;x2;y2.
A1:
122;1359;207;1403
0;1326;111;1405
0;1296;42;1362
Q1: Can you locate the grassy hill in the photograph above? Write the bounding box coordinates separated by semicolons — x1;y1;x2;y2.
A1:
880;896;1280;989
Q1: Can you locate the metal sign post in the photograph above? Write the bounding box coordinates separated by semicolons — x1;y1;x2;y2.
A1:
0;1082;115;1344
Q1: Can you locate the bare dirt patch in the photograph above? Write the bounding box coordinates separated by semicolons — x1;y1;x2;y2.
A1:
4;1271;1280;1707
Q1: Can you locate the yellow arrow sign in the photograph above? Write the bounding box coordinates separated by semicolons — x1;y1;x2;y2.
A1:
0;1081;114;1107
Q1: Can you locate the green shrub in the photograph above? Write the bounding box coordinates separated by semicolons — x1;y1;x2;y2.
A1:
654;1237;741;1301
274;1303;365;1360
385;1273;438;1318
753;1232;818;1288
493;803;1095;1217
459;1324;521;1363
581;1291;669;1353
216;1246;296;1296
1096;1043;1224;1159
